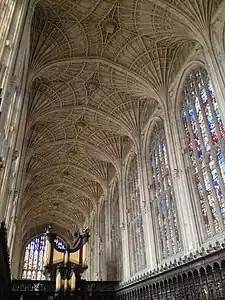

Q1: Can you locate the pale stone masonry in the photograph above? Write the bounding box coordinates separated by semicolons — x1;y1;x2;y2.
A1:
1;0;225;284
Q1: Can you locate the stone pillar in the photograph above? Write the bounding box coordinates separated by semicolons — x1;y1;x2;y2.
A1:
4;152;19;221
0;87;23;221
104;179;112;280
0;0;30;223
117;159;131;280
5;189;13;225
7;190;18;246
93;207;100;280
0;0;29;128
99;195;107;281
9;220;17;260
0;138;15;221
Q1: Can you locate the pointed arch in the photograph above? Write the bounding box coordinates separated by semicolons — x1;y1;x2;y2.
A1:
177;66;225;238
145;117;181;260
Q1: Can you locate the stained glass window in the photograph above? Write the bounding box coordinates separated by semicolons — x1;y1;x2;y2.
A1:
149;123;181;259
127;154;146;275
182;67;225;237
22;234;66;280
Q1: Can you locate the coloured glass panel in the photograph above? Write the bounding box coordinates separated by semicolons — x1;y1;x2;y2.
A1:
22;234;66;280
149;131;181;259
182;67;225;236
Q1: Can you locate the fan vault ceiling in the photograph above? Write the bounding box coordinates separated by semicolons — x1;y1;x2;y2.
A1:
20;0;222;238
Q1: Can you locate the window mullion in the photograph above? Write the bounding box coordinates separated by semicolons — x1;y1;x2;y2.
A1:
22;235;65;280
194;88;224;229
138;218;142;271
131;222;136;274
36;240;40;280
202;77;224;144
191;96;221;228
31;242;36;279
140;217;145;268
152;153;167;259
202;76;225;199
160;141;178;253
149;155;161;263
129;225;134;275
128;155;145;275
133;220;138;273
155;148;172;257
185;105;215;235
155;201;165;259
134;219;139;272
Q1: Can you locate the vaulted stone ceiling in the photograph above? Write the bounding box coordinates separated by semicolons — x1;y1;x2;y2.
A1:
20;0;222;239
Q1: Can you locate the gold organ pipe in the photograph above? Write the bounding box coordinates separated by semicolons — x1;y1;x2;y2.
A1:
70;272;76;291
64;250;69;264
64;278;68;291
69;250;80;264
44;239;51;266
53;249;64;265
55;271;62;292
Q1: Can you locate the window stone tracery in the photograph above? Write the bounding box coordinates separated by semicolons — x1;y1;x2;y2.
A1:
181;67;225;238
22;234;65;280
127;154;146;276
148;122;181;259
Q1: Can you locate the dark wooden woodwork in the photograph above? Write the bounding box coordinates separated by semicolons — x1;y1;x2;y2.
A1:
11;280;118;300
0;221;11;300
116;244;225;299
10;240;225;299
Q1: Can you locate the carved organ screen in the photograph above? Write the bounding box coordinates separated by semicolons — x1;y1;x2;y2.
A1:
181;67;225;238
149;122;181;259
127;154;146;276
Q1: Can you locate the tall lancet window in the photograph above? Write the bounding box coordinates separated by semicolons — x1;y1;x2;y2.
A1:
22;234;66;280
181;67;225;237
110;179;122;280
149;122;181;259
127;154;146;275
